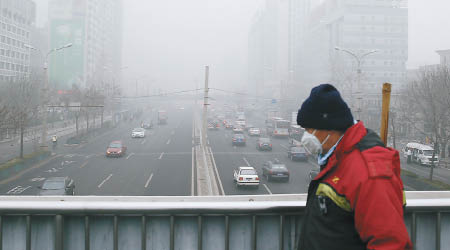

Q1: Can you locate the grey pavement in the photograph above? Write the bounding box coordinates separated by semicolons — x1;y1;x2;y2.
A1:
0;105;193;196
0;116;110;165
0;103;445;196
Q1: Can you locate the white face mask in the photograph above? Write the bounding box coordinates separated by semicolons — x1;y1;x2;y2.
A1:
301;130;330;156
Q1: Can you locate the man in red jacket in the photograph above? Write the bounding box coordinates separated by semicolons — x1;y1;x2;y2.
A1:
297;84;412;250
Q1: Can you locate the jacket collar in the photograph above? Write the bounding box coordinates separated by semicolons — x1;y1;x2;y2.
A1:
314;121;367;180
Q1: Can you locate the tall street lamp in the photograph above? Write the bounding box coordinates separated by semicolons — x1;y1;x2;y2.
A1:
25;43;73;149
334;47;378;119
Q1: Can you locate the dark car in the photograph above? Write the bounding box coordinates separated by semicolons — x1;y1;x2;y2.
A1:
38;177;75;195
262;161;289;182
256;137;272;151
232;134;246;146
287;146;308;161
106;141;127;157
141;121;153;129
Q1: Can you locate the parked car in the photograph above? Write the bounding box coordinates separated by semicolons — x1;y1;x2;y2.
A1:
262;161;290;182
38;177;75;195
287;146;308;161
106;141;127;157
232;134;246;146
248;127;261;136
233;166;260;188
131;128;145;138
256;137;272;151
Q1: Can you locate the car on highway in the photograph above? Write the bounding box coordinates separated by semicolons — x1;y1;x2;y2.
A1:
106;141;127;157
232;125;244;133
224;120;233;129
131;128;145;138
256;137;272;151
141;121;153;129
287;146;308;161
208;122;219;130
38;177;75;195
248;127;261;136
232;133;246;146
233;166;260;188
262;161;290;182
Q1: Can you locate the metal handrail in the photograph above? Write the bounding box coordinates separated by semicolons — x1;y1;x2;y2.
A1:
0;192;449;214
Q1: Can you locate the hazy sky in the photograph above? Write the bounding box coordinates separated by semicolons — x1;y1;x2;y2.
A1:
35;0;450;87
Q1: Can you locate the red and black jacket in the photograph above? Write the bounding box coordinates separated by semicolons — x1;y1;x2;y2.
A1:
299;122;412;250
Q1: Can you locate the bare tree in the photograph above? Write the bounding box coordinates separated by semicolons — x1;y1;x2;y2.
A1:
399;65;450;180
2;77;40;158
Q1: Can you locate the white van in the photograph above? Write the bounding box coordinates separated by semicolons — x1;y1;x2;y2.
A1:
402;142;439;166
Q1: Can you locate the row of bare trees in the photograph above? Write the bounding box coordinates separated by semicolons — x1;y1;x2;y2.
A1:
396;65;450;180
0;77;40;158
399;65;450;157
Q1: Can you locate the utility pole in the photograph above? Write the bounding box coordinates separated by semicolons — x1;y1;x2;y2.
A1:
202;66;209;147
334;47;378;120
26;43;73;150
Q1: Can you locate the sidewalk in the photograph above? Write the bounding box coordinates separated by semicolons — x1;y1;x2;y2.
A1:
0;116;111;165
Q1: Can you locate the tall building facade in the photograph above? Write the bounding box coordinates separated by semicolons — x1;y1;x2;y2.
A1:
249;0;408;128
297;0;408;130
248;0;309;110
299;0;408;95
0;0;36;82
48;0;122;90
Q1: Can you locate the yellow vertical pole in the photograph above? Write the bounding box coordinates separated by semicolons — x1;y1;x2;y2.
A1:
380;83;392;145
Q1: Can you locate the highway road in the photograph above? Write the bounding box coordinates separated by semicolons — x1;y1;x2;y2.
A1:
0;103;448;196
0;105;194;196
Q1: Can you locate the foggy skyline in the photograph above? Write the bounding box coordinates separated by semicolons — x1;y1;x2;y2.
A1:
35;0;450;89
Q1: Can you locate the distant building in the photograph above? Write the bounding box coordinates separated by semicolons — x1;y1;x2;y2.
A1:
0;0;36;82
48;0;123;90
248;0;309;113
436;49;450;67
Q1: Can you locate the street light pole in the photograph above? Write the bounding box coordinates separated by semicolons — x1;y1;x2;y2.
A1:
334;47;378;119
26;43;73;149
202;66;209;147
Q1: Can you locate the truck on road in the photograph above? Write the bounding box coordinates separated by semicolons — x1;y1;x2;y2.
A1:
158;110;168;125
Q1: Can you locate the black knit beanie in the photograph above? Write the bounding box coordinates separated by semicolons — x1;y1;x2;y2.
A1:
297;84;354;131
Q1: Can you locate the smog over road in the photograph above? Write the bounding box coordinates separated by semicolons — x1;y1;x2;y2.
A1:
0;0;448;197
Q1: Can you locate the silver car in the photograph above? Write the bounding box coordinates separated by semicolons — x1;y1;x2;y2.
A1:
38;177;75;195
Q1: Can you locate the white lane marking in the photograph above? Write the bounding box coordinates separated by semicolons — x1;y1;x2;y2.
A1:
207;139;210;145
274;158;279;162
263;184;273;195
7;185;31;194
141;139;146;145
158;152;165;160
98;174;113;188
86;154;96;159
30;177;46;182
280;144;288;150
208;147;225;196
144;173;154;188
45;168;59;173
126;153;135;160
166;139;171;145
79;161;88;168
243;157;251;167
